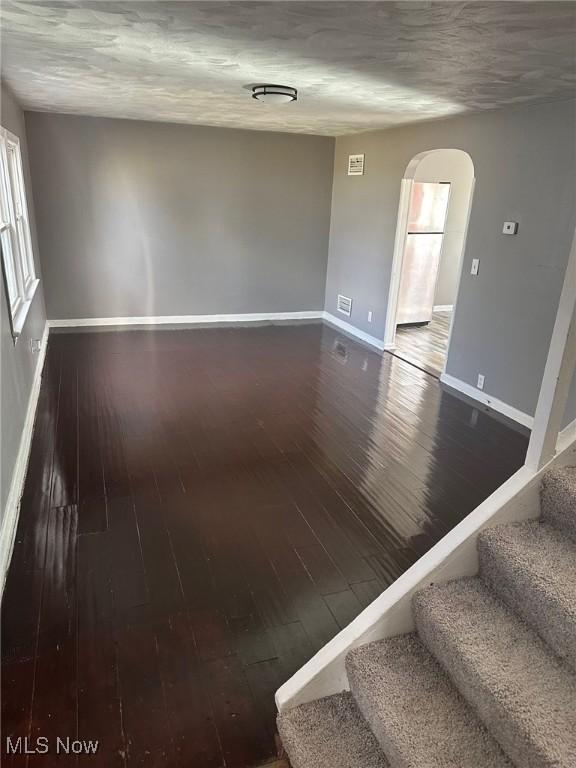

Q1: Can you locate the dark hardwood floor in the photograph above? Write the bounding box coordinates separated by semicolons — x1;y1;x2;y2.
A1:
393;310;452;377
1;322;528;767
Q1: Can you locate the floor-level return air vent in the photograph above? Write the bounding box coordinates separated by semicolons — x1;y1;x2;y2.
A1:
337;294;353;316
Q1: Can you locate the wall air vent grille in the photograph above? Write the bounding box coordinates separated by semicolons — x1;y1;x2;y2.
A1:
337;294;353;317
348;154;365;176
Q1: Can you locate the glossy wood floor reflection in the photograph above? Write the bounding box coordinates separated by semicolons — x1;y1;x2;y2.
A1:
1;323;528;767
394;310;452;377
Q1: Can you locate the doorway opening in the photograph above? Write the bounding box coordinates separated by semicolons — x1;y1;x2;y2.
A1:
384;149;475;377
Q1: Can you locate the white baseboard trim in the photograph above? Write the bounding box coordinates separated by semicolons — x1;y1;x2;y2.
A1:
1;321;49;595
323;312;385;351
440;372;533;429
433;304;454;312
48;312;387;358
48;310;324;329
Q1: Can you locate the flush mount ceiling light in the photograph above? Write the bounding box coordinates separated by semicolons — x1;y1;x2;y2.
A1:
252;84;297;104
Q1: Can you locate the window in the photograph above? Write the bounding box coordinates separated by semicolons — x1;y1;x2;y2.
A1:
0;126;39;337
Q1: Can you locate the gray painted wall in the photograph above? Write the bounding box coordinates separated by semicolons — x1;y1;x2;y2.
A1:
1;82;46;525
25;113;334;320
325;99;576;421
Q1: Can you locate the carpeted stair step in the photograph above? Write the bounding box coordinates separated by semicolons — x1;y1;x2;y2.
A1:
478;521;576;671
346;633;512;768
413;577;576;768
541;467;576;540
277;691;389;768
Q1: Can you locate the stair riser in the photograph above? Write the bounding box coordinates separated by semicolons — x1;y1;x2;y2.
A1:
541;471;576;541
346;666;404;768
478;541;576;672
415;615;522;766
413;581;576;768
346;635;511;768
277;692;390;768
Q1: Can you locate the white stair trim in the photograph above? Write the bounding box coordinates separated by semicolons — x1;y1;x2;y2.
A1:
558;418;576;453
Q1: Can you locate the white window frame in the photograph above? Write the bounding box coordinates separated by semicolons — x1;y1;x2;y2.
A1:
0;125;39;338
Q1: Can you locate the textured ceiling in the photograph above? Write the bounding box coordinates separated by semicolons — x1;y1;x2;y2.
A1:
1;1;575;136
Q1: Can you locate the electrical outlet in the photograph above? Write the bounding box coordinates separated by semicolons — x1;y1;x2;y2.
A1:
367;310;373;323
471;258;480;276
30;338;42;353
477;374;485;390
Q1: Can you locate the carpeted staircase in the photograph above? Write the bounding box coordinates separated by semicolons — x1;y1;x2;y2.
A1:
278;467;576;768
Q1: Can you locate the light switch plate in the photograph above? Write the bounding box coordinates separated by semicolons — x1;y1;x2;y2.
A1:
471;258;480;276
503;221;518;235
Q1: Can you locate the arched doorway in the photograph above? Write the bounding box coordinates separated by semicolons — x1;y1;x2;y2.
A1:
384;149;475;377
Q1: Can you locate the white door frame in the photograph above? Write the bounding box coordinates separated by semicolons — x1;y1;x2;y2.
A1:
383;149;476;378
383;177;414;351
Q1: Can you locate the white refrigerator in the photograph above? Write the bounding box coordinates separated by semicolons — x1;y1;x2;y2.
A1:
397;181;450;325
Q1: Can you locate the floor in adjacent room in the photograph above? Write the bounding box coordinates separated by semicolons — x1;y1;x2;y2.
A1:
1;322;528;768
393;310;452;378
